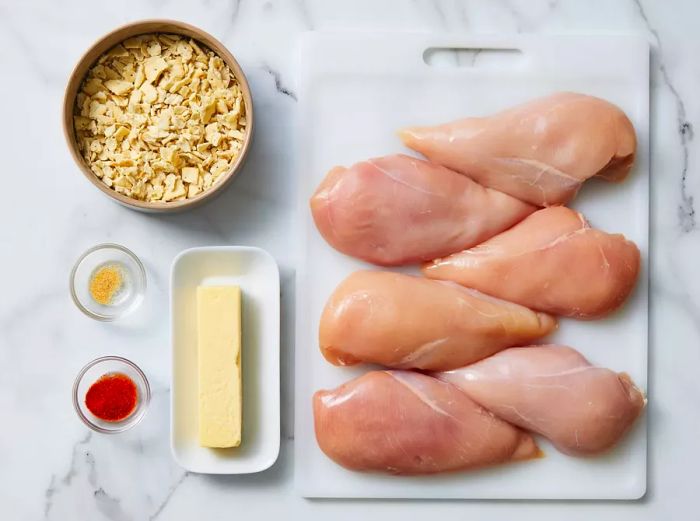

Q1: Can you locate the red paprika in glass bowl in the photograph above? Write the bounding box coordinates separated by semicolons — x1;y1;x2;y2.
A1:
73;356;151;433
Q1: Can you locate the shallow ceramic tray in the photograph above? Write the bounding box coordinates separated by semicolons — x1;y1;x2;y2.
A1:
171;246;280;473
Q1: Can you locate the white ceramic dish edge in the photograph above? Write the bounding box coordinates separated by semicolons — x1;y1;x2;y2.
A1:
170;246;280;474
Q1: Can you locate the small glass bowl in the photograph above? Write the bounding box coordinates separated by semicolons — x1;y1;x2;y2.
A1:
70;243;146;321
73;356;151;434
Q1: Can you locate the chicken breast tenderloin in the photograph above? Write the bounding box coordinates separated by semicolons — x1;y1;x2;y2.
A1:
400;92;637;206
423;206;640;319
310;154;535;266
435;346;645;456
320;270;557;371
313;370;540;474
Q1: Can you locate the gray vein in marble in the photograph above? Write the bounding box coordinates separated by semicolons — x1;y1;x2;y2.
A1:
86;452;98;487
229;0;242;20
43;476;57;518
44;432;93;518
221;0;243;42
149;472;190;521
427;0;448;28
497;0;526;33
453;0;470;29
292;0;314;30
58;432;92;486
229;0;243;18
456;48;483;68
44;431;136;520
634;0;696;232
419;1;471;65
260;63;298;101
94;487;130;521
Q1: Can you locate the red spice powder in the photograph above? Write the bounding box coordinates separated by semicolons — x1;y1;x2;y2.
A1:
85;372;138;422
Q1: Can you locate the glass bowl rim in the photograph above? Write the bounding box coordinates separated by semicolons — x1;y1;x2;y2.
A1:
72;355;151;434
69;243;146;321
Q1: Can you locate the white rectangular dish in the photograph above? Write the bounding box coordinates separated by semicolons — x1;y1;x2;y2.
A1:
295;32;649;499
171;246;280;474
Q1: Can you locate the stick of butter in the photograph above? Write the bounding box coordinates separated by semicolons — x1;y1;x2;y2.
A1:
197;286;242;448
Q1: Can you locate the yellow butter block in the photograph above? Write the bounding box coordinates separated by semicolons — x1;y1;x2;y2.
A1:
197;286;242;448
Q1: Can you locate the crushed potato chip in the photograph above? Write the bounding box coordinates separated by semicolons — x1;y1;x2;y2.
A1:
73;33;247;203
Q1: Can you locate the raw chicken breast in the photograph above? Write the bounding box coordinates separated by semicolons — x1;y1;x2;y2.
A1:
400;92;637;206
314;370;540;474
310;154;535;266
435;346;645;456
320;270;556;371
423;206;640;319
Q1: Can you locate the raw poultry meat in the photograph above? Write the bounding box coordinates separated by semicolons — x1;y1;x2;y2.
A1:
320;270;556;371
435;345;645;456
310;154;535;266
400;92;637;206
313;370;540;474
423;206;640;319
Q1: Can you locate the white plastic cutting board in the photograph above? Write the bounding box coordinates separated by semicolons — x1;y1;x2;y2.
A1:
294;32;649;500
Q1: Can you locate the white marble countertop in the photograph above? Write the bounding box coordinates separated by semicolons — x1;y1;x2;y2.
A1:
1;0;698;519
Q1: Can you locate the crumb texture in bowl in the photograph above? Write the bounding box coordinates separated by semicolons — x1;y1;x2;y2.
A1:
73;33;247;203
63;20;254;212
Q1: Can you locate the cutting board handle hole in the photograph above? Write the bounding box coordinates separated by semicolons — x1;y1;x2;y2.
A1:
423;47;524;69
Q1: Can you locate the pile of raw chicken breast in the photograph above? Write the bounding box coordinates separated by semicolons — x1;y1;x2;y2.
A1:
309;92;645;475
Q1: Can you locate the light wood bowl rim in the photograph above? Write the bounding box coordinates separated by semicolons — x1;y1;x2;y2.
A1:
62;19;254;213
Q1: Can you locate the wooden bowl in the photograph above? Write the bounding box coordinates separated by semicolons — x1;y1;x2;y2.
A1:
63;20;254;213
